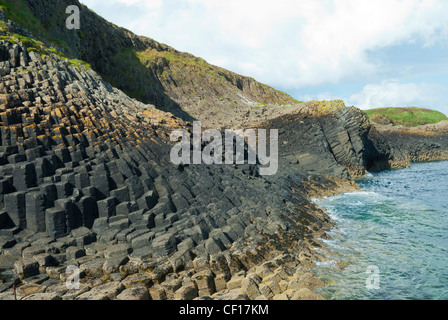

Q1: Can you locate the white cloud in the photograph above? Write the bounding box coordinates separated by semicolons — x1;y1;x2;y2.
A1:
81;0;448;110
345;80;446;110
83;0;160;8
114;0;142;5
299;92;340;103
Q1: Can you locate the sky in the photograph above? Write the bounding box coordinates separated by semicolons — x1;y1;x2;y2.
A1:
80;0;448;114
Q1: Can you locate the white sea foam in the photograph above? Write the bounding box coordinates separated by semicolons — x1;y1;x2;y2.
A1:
313;161;448;300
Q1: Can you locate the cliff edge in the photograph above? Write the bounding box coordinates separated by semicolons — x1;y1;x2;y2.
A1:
1;1;448;301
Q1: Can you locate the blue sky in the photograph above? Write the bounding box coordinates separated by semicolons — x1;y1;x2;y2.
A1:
81;0;448;114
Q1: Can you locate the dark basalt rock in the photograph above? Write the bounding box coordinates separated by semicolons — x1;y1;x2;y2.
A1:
1;8;448;299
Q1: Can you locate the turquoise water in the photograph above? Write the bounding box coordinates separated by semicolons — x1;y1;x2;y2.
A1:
313;161;448;300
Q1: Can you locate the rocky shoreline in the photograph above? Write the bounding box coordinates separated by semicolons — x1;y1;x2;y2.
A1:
0;39;347;301
2;4;448;301
0;175;352;301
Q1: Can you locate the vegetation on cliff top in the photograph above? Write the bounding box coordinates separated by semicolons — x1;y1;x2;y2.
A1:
302;100;348;116
0;0;43;34
0;0;68;49
1;0;299;124
0;0;91;70
365;107;448;127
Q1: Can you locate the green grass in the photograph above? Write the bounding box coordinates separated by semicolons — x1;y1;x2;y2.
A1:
104;48;159;101
0;0;44;36
1;0;297;108
0;1;91;70
136;48;228;82
68;58;91;69
12;33;43;47
0;19;6;31
104;47;231;104
0;0;70;51
1;33;72;60
307;100;348;116
365;107;448;127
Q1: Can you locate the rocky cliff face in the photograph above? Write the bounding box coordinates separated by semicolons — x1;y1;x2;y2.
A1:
264;105;372;179
1;1;448;301
260;101;448;179
367;122;448;171
12;0;298;126
0;38;338;300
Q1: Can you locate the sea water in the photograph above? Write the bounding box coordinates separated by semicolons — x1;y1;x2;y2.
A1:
313;161;448;300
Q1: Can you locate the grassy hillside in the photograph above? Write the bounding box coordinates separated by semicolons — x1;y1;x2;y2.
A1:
365;107;448;127
0;0;92;69
1;0;300;126
0;0;68;49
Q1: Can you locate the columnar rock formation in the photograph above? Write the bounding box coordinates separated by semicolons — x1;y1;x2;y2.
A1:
1;2;448;301
0;39;342;300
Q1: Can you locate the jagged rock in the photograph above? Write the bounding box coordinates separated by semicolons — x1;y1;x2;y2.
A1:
0;236;16;249
272;293;289;300
22;292;62;300
161;277;182;299
258;284;275;300
103;255;129;274
121;273;152;289
77;282;124;300
45;266;66;279
290;288;324;300
20;246;44;259
71;227;96;247
14;258;39;279
109;216;130;231
85;242;107;255
0;254;21;270
152;233;177;257
149;285;167;300
44;283;69;296
211;289;249;300
33;253;58;268
287;272;324;291
16;283;46;298
92;217;109;233
45;208;67;239
4;192;26;228
1;2;447;302
174;282;198;300
213;273;228;292
137;191;158;211
79;258;106;277
205;237;226;254
241;276;261;300
103;243;132;259
192;256;210;273
117;287;150;300
192;270;215;296
65;247;86;261
130;232;154;250
226;271;246;290
97;197;117;218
